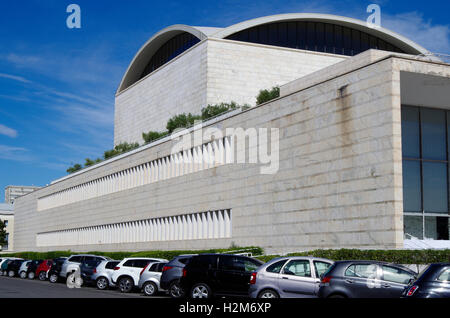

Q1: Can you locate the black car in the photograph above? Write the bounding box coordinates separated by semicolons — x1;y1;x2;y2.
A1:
48;258;67;283
160;255;196;298
79;258;103;286
179;254;263;299
5;259;26;277
403;263;450;298
26;260;44;279
318;261;417;298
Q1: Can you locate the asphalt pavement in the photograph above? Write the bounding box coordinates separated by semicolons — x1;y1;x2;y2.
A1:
0;275;168;298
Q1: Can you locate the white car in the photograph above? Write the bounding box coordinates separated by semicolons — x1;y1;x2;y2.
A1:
60;254;109;279
111;257;168;293
19;260;32;279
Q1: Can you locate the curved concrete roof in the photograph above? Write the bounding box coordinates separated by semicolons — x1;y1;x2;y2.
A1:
213;13;430;55
117;13;430;94
118;24;212;93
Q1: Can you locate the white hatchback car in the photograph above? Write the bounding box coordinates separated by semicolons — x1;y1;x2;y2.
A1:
111;257;168;293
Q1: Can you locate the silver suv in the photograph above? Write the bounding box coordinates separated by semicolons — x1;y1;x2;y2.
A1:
249;256;334;298
91;260;120;290
60;254;110;279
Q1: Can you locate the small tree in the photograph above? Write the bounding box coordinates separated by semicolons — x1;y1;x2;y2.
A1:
201;102;238;120
0;220;8;247
84;158;102;167
67;163;83;174
104;142;140;160
166;113;202;134
142;131;169;144
256;86;280;105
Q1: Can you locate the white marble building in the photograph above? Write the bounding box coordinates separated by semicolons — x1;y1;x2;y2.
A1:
13;14;450;253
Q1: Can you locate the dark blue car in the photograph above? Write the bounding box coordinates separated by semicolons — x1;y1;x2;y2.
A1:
403;263;450;298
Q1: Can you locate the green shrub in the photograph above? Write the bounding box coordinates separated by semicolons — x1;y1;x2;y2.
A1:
256;86;280;105
67;164;82;174
283;249;450;264
104;142;140;160
201;102;238;121
84;158;102;167
166;113;202;133
142;131;169;144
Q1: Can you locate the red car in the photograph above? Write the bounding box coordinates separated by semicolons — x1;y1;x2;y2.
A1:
36;259;53;281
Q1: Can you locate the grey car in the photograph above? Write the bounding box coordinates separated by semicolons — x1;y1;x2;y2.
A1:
318;260;417;298
160;255;196;298
249;256;334;298
138;262;168;296
91;260;120;290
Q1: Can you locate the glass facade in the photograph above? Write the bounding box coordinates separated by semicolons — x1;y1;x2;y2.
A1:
140;32;200;80
401;105;450;240
225;21;405;56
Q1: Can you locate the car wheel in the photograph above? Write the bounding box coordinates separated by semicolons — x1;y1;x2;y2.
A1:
143;281;158;296
20;271;27;279
190;283;212;299
328;294;346;298
49;273;59;283
8;270;15;277
258;289;279;299
28;272;35;279
38;271;47;281
96;277;109;290
118;277;133;293
169;282;185;298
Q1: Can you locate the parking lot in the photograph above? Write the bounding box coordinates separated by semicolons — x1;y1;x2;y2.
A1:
0;276;168;298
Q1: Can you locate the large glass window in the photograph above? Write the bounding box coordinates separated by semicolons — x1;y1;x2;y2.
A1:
140;32;200;80
401;106;450;240
226;21;405;56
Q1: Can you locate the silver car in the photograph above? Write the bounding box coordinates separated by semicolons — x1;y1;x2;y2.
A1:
138;262;168;296
249;256;334;298
91;260;120;290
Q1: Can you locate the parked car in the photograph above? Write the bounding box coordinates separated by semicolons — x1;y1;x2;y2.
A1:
5;259;26;277
403;263;450;298
138;262;168;296
36;259;54;281
60;254;110;279
19;260;32;279
26;260;44;279
179;253;264;299
79;258;104;286
111;257;168;293
160;255;196;298
48;258;68;283
0;258;22;276
91;260;120;290
249;256;333;298
318;261;417;298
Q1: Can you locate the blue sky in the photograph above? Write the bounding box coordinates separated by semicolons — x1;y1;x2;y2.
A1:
0;0;449;201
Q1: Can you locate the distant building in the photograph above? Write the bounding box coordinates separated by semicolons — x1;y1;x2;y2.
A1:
5;185;41;204
0;203;14;251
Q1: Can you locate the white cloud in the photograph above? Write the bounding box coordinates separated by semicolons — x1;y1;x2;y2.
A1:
383;12;450;54
0;124;18;138
0;73;31;84
0;145;30;161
